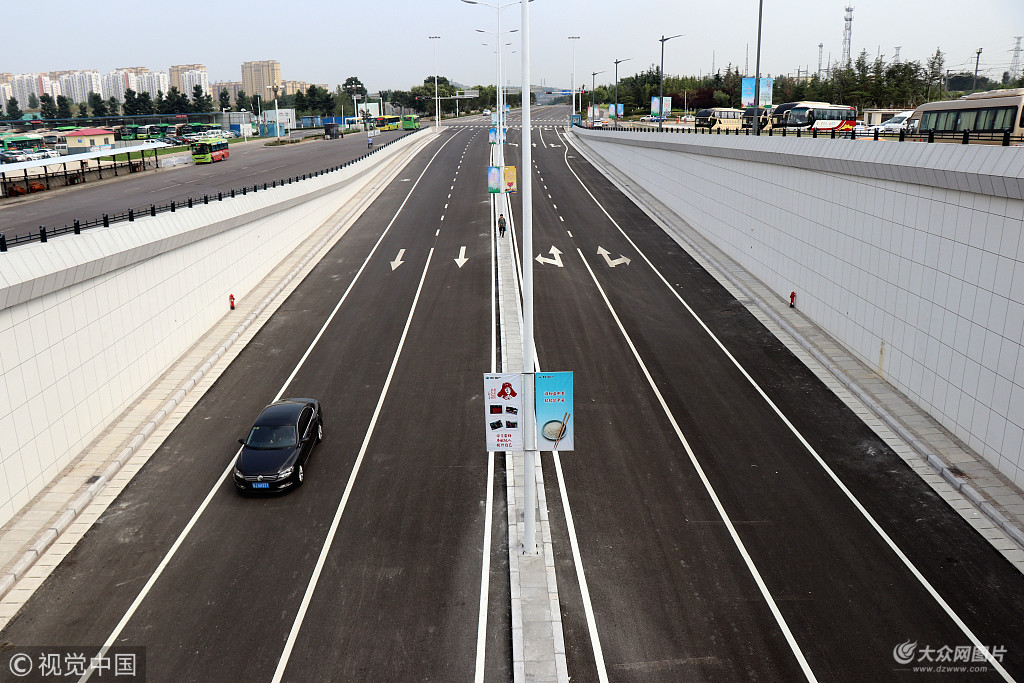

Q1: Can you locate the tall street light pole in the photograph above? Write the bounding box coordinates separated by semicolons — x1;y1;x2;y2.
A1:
266;83;280;141
753;0;764;135
658;34;682;131
430;36;441;131
613;57;630;128
477;28;519;165
591;70;604;121
568;36;580;122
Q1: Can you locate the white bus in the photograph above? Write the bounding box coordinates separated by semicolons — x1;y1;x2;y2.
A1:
908;88;1024;143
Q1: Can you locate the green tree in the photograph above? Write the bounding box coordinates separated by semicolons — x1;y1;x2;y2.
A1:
76;101;89;118
161;87;189;114
87;92;107;117
28;92;39;109
926;48;945;98
293;89;307;114
219;88;231;111
107;96;121;116
56;95;73;119
39;93;58;119
136;92;155;115
235;90;251;112
6;97;24;120
192;84;213;112
123;89;139;115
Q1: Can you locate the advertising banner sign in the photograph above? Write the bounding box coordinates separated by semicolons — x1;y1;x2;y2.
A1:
535;372;574;451
487;166;501;193
484;374;523;451
741;77;774;107
662;97;672;118
651;96;659;116
503;166;518;193
617;103;624;117
488;127;497;144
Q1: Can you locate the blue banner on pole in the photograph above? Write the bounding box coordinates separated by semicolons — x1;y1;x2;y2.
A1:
535;372;574;451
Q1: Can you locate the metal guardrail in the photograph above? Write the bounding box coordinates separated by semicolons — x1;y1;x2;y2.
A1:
0;129;424;252
578;122;1024;147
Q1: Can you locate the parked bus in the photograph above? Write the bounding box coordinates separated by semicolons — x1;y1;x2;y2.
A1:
375;115;401;130
694;108;744;130
741;106;770;130
191;138;230;163
768;101;831;130
0;134;44;151
779;104;858;134
401;114;420;130
907;88;1024;143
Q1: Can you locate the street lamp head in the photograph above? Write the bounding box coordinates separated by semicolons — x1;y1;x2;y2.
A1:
568;35;580;39
660;33;684;43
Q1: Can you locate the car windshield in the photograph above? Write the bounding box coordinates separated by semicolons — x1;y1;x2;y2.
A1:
246;424;297;448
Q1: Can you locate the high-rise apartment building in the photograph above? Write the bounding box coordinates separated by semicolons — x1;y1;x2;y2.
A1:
58;71;102;104
0;83;13;108
241;60;281;102
137;71;170;98
117;66;150;77
101;70;138;102
0;73;12;86
169;64;205;92
180;69;210;97
211;81;243;106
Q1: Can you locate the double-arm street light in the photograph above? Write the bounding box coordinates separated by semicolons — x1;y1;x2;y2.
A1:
613;57;630;128
590;70;604;119
568;36;580;120
658;34;683;131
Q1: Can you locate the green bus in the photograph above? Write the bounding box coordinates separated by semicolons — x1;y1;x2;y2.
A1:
401;114;420;130
191;138;230;163
1;134;44;151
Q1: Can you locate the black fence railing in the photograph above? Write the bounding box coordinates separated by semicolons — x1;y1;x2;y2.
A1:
577;122;1024;147
0;129;423;252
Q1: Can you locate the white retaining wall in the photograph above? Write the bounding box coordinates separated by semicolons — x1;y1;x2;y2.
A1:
0;131;427;526
574;128;1024;488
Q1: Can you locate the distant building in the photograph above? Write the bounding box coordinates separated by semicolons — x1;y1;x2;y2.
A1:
0;73;11;86
102;70;138;102
280;80;327;96
0;83;13;108
212;81;243;106
169;64;205;93
137;71;170;98
59;71;102;104
181;69;210;97
241;60;281;102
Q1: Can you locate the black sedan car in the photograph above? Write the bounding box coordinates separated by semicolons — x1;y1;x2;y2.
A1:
233;398;323;492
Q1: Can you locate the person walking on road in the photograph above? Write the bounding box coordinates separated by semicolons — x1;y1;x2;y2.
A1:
497;214;507;237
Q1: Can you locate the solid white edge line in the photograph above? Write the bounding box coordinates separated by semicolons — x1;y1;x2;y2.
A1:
475;180;499;683
78;131;463;683
557;127;1014;681
576;247;818;682
271;248;436;683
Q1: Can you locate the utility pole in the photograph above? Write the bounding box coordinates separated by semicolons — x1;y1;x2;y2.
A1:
818;43;823;79
973;48;983;90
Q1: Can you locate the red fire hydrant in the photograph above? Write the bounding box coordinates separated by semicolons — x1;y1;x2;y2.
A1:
789;291;796;308
229;294;235;310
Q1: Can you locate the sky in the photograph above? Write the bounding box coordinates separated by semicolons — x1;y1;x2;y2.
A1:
4;1;1023;94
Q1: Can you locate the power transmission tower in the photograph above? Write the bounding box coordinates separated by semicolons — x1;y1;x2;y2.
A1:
842;6;854;66
818;43;823;78
1011;37;1023;80
745;43;749;77
894;46;901;62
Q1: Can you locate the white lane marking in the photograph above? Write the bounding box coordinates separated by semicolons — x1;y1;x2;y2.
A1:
535;246;564;267
454;245;469;268
271;249;437;683
555;126;1016;681
436;229;440;237
567;231;572;237
576;247;818;682
552;451;609;682
596;246;630;267
390;249;406;270
77;131;462;683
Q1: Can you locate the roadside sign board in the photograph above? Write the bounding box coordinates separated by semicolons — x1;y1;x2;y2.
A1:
487;166;501;193
503;166;517;193
535;372;574;451
484;374;523;451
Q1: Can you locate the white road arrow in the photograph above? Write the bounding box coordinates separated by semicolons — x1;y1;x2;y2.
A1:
536;246;564;267
597;246;631;267
454;246;468;268
390;249;406;271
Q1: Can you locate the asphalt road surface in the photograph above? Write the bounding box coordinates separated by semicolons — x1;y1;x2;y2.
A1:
1;106;1022;682
0;127;411;242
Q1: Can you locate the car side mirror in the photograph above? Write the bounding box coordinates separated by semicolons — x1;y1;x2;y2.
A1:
238;438;246;445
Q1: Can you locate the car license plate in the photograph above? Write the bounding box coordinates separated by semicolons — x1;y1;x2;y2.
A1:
252;482;270;489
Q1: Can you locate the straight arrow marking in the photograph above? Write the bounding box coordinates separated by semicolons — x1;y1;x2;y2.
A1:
455;246;468;268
